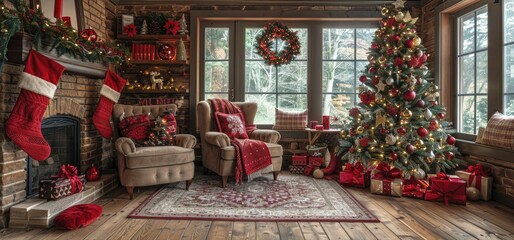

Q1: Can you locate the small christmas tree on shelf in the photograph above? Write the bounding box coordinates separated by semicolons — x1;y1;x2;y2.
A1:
338;0;460;179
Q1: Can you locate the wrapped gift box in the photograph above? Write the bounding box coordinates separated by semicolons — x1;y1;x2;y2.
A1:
370;178;402;197
289;165;306;174
291;155;307;166
304;165;317;176
339;162;370;188
39;175;86;200
308;157;323;167
402;177;429;199
425;173;466;205
455;164;493;201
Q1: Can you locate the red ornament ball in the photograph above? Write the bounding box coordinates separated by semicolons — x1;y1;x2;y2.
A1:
446;135;456;145
387;18;397;27
349;147;355;153
379;128;389;135
390;88;400;97
359;75;367;83
406;144;415;154
360;138;370;147
405;39;414;49
416;99;426;108
349;107;360;117
387;47;395;55
445;151;455;160
437;112;446;119
389;152;399;161
158;44;176;60
387;105;399;116
85;165;101;181
372;76;380;85
417;127;428;138
397;127;407;136
80;28;97;43
371;43;379;49
403;90;416;101
369;66;377;73
394;57;404;67
409;57;420;68
430;100;439;106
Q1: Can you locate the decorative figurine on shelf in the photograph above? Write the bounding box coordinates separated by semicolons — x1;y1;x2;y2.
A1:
140;20;148;35
179;14;188;35
176;39;187;61
149;71;164;89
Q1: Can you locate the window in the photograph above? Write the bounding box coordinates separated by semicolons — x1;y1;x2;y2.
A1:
322;28;375;119
505;0;514;115
455;6;488;134
244;28;308;124
204;27;230;100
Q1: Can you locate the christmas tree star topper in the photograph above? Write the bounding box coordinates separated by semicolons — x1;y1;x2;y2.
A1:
392;0;405;9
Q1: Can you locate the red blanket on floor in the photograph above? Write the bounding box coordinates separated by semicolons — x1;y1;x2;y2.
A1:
209;98;272;183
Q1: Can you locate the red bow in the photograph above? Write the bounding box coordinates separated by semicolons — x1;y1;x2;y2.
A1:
436;172;449;180
344;162;364;176
372;162;401;180
466;164;489;190
57;164;82;194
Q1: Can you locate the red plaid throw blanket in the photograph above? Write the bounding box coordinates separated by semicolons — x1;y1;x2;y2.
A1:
209;98;272;183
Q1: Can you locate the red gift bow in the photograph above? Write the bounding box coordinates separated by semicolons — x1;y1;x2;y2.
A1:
343;162;365;185
466;164;490;190
436;172;449;180
372;162;401;180
426;176;466;205
57;164;83;194
403;177;428;199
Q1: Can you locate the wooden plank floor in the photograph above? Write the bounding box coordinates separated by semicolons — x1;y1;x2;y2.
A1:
1;179;514;240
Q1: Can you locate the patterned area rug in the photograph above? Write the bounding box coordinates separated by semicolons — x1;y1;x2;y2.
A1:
128;173;379;222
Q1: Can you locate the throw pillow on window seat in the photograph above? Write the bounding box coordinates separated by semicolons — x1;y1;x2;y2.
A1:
215;112;249;139
273;108;308;130
481;112;514;149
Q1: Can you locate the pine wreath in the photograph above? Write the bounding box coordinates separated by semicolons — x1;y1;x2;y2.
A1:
255;22;300;66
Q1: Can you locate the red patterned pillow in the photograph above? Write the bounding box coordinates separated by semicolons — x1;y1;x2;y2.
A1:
118;113;151;141
273;108;308;130
482;112;514;149
215;112;248;139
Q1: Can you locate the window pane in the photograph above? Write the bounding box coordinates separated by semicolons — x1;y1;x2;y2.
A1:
460;13;475;54
476;8;488;51
278;94;307;110
205;62;229;92
277;61;307;93
476;95;488;132
245;28;262;60
245;61;276;92
322;29;354;60
322;93;356;119
356;29;375;60
323;61;355;93
246;94;276;124
459;96;476;134
506;45;514;94
205;28;229;60
293;28;308;60
505;95;514;116
205;93;228;100
476;51;488;93
458;54;475;94
505;0;514;43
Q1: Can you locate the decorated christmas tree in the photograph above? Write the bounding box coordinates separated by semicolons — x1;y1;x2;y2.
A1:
338;0;460;179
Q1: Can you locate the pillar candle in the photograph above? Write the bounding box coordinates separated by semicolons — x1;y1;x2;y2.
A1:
54;0;63;19
322;115;330;129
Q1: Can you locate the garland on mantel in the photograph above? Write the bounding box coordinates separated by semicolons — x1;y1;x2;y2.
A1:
0;0;128;66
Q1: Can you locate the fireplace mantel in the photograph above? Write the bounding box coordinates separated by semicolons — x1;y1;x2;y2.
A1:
6;33;108;78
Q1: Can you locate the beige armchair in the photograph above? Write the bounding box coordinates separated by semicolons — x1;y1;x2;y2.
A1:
197;100;283;187
112;104;196;199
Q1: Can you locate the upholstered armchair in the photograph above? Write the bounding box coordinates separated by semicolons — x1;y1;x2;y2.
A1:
112;104;196;199
197;100;283;187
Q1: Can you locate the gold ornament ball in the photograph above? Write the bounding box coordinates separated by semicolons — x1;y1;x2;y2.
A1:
313;169;324;179
340;130;348;139
356;126;365;134
395;12;404;22
414;139;424;148
402;110;413;119
379;56;387;64
381;8;389;16
413;36;422;46
466;187;480;201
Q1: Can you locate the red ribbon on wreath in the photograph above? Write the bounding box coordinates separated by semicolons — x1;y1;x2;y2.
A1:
164;20;180;35
58;164;83;194
123;23;137;38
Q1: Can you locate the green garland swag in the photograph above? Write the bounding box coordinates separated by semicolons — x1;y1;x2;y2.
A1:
0;0;128;65
254;22;300;66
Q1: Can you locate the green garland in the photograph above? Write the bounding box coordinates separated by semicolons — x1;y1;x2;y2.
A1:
254;22;300;66
0;0;128;65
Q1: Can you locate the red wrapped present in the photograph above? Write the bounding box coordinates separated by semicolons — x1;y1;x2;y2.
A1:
425;172;466;205
289;165;306;174
308;157;323;167
455;164;493;200
39;175;86;200
339;162;370;188
304;165;315;176
291;155;307;166
402;176;429;199
370;162;402;197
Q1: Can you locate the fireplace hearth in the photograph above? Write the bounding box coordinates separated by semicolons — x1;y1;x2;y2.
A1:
26;115;81;197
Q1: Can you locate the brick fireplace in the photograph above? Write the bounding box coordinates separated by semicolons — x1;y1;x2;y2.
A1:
0;63;115;228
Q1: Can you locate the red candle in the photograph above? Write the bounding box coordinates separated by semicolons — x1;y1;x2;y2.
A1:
54;0;63;19
322;115;330;129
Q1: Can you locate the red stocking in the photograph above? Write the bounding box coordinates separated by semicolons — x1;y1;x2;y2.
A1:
92;70;126;138
5;50;65;160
